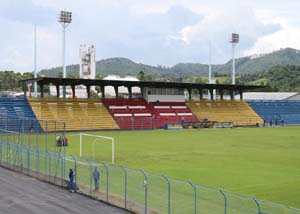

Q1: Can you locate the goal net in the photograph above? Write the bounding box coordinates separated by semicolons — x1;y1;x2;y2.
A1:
79;133;115;164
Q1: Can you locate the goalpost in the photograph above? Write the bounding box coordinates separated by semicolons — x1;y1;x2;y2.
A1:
79;133;115;164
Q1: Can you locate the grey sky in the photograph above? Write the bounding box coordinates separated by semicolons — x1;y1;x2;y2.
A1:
0;0;299;73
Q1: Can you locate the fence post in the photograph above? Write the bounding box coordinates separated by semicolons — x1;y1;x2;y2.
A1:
62;122;66;182
26;146;30;175
12;140;16;169
36;149;40;177
45;151;49;180
0;140;2;164
61;153;64;187
53;152;58;184
139;169;148;214
219;189;227;214
7;142;10;167
162;175;171;214
17;133;21;169
188;181;197;214
253;197;261;214
102;162;109;202
13;136;16;168
120;166;128;210
86;159;93;196
45;120;48;152
49;151;53;182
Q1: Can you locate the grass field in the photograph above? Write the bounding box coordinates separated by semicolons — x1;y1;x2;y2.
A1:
33;126;300;207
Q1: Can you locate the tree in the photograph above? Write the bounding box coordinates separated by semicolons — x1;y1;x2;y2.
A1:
137;70;145;81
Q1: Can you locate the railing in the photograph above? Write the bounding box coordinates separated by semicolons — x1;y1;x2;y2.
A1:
0;129;299;214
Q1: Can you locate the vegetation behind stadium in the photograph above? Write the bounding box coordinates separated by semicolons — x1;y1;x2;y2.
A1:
1;47;300;92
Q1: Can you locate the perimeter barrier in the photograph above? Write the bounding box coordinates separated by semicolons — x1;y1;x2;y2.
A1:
0;128;299;214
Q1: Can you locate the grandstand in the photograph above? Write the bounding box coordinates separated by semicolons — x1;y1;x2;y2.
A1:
28;98;118;131
247;100;300;125
17;77;265;131
103;98;198;129
0;97;42;132
188;99;263;126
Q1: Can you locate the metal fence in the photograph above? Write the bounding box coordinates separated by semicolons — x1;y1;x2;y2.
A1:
0;129;299;214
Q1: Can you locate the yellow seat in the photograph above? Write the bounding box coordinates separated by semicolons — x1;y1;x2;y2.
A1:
27;98;119;131
187;100;263;126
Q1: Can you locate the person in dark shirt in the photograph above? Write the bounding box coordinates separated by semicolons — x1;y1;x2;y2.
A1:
69;168;75;192
93;167;100;192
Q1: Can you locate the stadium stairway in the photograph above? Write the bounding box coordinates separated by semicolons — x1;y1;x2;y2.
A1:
247;100;300;125
0;97;43;133
187;99;263;126
27;98;119;131
103;98;199;129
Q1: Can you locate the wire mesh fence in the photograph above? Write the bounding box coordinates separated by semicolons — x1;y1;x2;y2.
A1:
0;130;300;214
0;113;300;214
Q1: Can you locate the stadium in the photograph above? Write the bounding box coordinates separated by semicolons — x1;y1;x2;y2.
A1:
1;5;300;214
1;71;300;214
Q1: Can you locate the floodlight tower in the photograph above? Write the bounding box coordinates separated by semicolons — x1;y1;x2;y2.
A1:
208;41;212;99
34;25;37;98
208;41;212;84
229;33;239;85
58;10;72;98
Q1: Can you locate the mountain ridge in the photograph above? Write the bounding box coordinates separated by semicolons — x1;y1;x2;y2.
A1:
40;47;300;78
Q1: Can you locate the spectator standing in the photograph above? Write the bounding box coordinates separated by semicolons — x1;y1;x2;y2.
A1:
93;167;100;192
69;168;75;192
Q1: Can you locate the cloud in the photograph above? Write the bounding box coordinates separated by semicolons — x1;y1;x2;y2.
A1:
0;0;55;26
0;0;295;73
244;18;300;56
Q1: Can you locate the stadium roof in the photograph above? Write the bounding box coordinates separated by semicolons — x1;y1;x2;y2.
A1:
238;92;299;100
21;77;264;91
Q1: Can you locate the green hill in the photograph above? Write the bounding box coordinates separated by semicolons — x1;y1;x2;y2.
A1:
39;58;168;77
39;48;300;78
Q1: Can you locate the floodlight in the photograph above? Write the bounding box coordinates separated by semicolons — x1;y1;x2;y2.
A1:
229;33;239;85
58;10;72;98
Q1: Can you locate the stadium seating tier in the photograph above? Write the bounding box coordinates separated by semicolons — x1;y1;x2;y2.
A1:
103;98;199;129
0;97;42;132
27;98;119;131
247;100;300;125
187;99;263;126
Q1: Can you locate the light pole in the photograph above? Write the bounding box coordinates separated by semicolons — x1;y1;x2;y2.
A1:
208;40;212;99
58;10;72;98
229;33;239;85
34;24;37;98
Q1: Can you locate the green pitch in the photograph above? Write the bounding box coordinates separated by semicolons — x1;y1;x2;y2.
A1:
37;126;300;207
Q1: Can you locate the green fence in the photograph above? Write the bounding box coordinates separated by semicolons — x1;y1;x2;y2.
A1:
0;129;299;214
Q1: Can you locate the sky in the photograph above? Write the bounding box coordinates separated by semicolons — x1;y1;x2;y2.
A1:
0;0;300;73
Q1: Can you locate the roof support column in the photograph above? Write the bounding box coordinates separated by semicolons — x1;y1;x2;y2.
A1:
230;90;234;100
198;88;203;100
114;86;119;99
23;83;27;97
220;89;224;100
239;90;243;100
39;83;44;98
140;87;144;98
209;88;214;100
128;86;132;99
188;88;192;100
100;85;105;98
86;85;91;98
71;85;76;98
56;84;60;98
